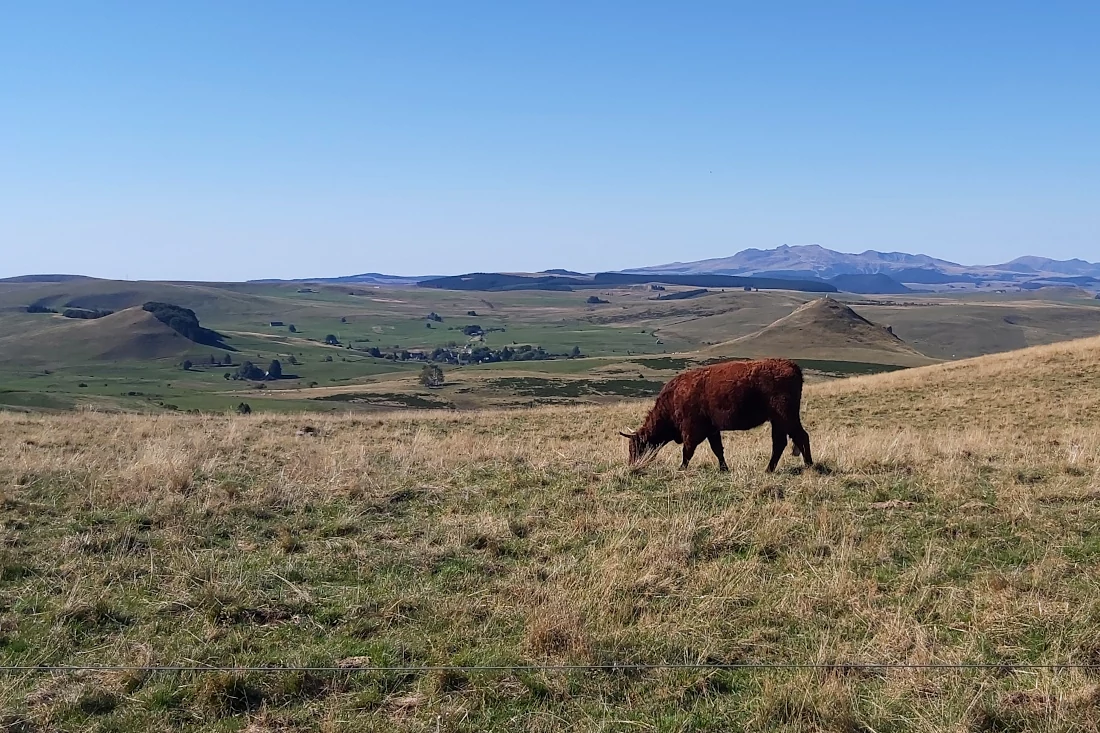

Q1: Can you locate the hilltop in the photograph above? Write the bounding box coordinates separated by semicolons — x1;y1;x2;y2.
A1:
0;307;224;366
2;335;1099;730
705;297;935;366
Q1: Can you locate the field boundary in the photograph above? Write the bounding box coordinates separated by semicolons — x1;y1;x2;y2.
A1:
1;662;1095;673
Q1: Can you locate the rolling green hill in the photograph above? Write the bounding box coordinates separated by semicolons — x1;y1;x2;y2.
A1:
2;277;1100;412
0;307;220;366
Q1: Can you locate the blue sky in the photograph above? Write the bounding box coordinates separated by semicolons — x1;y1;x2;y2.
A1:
2;1;1097;280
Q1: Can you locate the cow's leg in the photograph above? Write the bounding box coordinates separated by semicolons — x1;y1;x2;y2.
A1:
680;434;700;469
789;420;813;466
707;432;728;472
766;422;788;473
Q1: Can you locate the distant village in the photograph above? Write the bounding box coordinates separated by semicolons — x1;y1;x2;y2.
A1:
330;314;578;365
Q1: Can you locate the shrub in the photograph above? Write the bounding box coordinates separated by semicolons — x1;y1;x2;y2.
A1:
26;304;57;314
420;365;445;388
324;334;340;345
181;360;193;371
236;403;252;415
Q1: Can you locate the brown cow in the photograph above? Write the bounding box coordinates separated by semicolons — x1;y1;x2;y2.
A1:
620;358;812;473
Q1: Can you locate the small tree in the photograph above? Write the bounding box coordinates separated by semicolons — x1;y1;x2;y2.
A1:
324;334;340;345
223;372;231;380
267;359;282;380
181;360;193;371
419;364;445;388
236;402;252;415
288;324;297;333
223;354;232;365
570;346;582;358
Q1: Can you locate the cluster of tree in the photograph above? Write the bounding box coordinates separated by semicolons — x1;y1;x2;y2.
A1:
433;344;559;364
427;312;443;322
26;304;57;313
63;308;114;319
447;324;505;336
142;302;230;349
226;359;284;381
185;355;234;370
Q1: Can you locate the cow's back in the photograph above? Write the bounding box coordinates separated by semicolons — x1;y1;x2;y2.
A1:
665;359;802;431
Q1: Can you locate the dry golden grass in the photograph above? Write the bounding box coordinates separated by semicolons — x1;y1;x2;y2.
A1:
1;336;1100;730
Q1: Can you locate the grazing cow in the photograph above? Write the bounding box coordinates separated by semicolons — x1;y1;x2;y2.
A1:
620;358;813;473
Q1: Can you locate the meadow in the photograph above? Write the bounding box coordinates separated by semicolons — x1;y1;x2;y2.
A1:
2;336;1099;731
2;278;1099;414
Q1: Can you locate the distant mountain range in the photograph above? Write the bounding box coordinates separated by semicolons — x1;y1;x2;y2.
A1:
624;242;1100;281
8;245;1099;295
625;244;1100;283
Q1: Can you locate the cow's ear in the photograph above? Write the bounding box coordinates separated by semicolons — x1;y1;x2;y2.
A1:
619;431;635;439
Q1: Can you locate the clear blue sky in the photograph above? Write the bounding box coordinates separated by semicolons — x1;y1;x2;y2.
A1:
2;1;1097;280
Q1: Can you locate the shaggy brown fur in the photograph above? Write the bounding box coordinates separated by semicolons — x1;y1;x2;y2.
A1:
620;358;813;473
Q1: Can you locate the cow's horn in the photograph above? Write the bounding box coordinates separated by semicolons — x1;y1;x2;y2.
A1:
619;431;635;438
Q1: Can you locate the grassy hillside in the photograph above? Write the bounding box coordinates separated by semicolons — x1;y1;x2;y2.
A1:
0;308;213;366
1;337;1099;730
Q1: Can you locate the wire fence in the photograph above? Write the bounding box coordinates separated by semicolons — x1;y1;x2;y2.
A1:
1;662;1096;674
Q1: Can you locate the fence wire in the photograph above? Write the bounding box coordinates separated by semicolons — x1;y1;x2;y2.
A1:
0;662;1095;674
